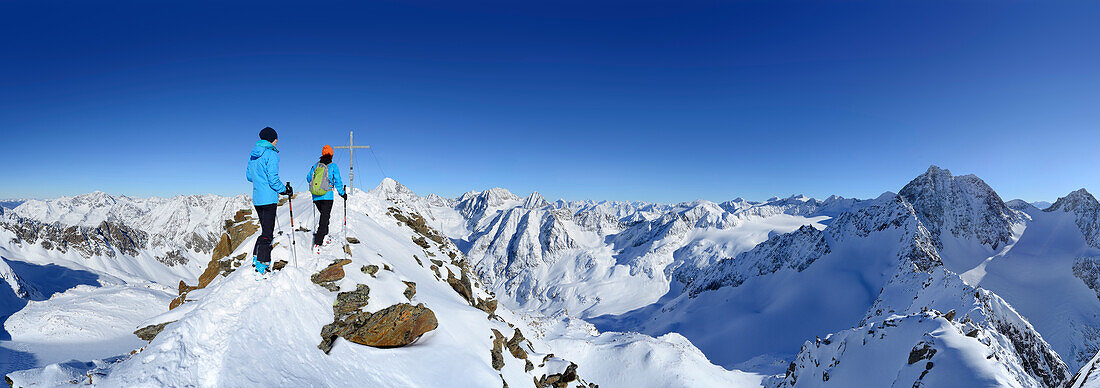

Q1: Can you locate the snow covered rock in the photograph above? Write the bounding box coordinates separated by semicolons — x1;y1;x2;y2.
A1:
770;312;1048;388
319;301;438;351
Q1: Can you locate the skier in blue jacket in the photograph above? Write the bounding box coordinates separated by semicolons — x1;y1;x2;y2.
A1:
305;145;347;254
246;127;291;274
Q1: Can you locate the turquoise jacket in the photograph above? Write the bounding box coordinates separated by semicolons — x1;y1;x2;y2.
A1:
246;140;286;206
305;162;347;201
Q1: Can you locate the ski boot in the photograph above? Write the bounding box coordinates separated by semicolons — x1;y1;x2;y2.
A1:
253;256;270;275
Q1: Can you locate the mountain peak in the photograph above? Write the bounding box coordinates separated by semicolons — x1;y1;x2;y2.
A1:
372;177;414;196
899;166;1019;251
521;192;549;209
1046;188;1099;213
924;164;950;176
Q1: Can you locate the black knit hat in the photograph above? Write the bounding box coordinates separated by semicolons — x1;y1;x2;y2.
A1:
259;127;278;142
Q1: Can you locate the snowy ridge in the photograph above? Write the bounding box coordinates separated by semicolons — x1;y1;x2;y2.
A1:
1071;350;1100;388
12;192;252;253
0;192;252;285
0;258;41;300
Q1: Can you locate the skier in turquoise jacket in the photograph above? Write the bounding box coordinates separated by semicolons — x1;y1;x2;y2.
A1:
246;126;291;273
305;144;347;254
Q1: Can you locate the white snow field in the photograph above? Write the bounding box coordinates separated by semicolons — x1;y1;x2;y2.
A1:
1;165;1098;387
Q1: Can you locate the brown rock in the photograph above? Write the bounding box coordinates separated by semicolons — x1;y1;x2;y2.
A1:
346;236;360;244
168;295;187;310
312;259;352;291
232;208;252;223
537;363;579;388
506;328;528;360
403;281;417;300
491;329;506;370
476;298;499;316
319;303;438;353
361;265;379;276
178;280;197;296
134;321;176;342
447;269;476;305
272;260;288;271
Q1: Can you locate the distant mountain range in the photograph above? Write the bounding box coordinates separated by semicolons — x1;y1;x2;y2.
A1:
2;166;1098;387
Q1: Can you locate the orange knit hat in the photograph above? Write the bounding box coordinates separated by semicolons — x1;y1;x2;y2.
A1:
322;145;334;156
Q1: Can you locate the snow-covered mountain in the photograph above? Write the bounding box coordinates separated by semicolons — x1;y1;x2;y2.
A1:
3;165;1099;387
0;192;251;285
0;200;26;211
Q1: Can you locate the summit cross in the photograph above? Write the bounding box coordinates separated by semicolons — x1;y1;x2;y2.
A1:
333;130;371;191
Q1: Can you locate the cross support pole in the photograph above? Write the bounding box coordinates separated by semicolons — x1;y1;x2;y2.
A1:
333;130;370;192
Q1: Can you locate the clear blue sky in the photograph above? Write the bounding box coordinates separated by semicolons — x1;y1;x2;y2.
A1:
1;1;1098;203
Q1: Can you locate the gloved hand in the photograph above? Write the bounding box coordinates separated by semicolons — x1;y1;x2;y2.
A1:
282;183;294;196
341;192;348;201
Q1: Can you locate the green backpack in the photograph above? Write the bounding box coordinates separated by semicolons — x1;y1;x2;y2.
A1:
310;162;332;196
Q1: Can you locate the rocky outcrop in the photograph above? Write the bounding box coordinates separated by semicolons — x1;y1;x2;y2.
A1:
1;216;148;258
332;284;371;319
1074;257;1100;301
535;362;579;388
198;212;259;288
389;208;445;245
491;329;506;370
134;321;175;342
319;303;438;353
155;249;188;266
505;328;529;360
447;269;476;305
312;259;351;292
475;297;498;316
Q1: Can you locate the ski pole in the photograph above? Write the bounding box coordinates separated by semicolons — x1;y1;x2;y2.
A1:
286;183;298;268
343;185;348;260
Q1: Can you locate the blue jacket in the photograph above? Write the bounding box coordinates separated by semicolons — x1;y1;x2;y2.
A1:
246;140;286;206
305;162;347;201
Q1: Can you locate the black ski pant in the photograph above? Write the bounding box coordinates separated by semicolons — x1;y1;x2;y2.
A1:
313;199;333;246
253;203;277;264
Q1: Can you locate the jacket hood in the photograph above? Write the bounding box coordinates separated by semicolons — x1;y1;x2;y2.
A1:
250;140;278;158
